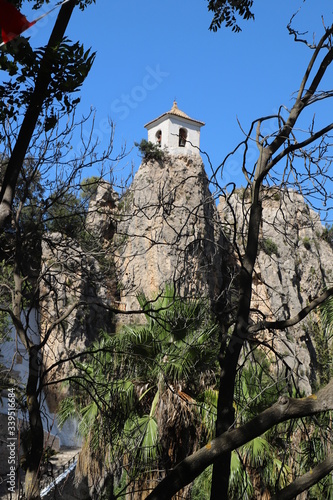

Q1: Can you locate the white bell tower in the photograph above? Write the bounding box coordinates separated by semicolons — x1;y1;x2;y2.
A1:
144;101;205;156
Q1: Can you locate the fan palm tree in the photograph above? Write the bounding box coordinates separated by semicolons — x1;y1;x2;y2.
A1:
227;349;292;498
59;285;219;498
291;296;333;499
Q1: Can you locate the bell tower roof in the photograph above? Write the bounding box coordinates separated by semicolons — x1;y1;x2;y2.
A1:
144;101;204;156
144;101;205;129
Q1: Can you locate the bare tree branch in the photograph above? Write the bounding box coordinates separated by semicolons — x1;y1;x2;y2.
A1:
249;286;333;334
272;453;333;500
0;0;77;228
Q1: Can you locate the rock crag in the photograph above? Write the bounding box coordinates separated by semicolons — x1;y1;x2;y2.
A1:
218;188;333;394
113;154;225;319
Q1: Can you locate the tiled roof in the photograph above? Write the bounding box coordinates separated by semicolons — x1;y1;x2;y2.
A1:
168;101;192;119
144;101;205;128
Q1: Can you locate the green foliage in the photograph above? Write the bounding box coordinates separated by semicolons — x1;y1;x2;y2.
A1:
235;351;288;418
261;237;280;257
80;176;99;203
322;223;333;249
198;388;218;440
0;0;96;127
229;450;253;499
207;0;254;32
57;397;76;430
129;284;219;383
123;391;160;464
237;186;250;200
45;190;85;239
297;412;333;499
135;139;165;162
40;40;96;115
229;349;292;496
117;190;133;214
192;465;213;500
0;40;94;122
307;296;333;387
229;341;333;498
58;285;219;495
303;236;311;250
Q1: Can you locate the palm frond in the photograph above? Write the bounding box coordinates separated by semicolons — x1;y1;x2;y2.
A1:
138;415;159;463
321;295;333;336
229;450;253;499
78;400;98;436
57;397;77;429
123;412;159;464
266;457;291;490
199;389;218;439
241;435;272;468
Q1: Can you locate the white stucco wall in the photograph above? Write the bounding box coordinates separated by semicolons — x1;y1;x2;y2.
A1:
1;309;40;383
146;115;203;155
0;310;81;448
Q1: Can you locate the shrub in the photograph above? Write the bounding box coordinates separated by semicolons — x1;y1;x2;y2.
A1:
303;237;311;250
135;139;165;162
322;223;333;248
261;238;280;257
237;186;250;200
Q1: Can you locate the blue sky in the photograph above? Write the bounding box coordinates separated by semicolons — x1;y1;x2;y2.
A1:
18;1;333;208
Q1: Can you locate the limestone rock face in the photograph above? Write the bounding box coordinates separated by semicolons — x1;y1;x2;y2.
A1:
114;154;225;318
38;165;333;398
218;189;333;394
85;181;118;241
39;233;114;410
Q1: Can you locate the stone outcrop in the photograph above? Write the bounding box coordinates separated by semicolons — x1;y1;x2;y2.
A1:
113;154;225;318
38;160;333;396
85;181;118;241
78;161;333;394
39;232;114;411
218;188;333;394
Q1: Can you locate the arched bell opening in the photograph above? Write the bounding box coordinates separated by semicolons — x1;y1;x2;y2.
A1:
156;129;162;147
179;127;187;147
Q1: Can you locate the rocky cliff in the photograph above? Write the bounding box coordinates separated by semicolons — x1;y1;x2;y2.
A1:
39;231;115;411
39;156;333;401
218;187;333;394
30;152;333;499
113;153;225;319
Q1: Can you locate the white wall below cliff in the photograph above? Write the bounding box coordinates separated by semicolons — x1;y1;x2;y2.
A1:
0;309;81;448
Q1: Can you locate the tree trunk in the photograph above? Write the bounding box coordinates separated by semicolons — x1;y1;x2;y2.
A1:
0;0;76;229
210;341;242;499
211;189;263;499
25;346;44;500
